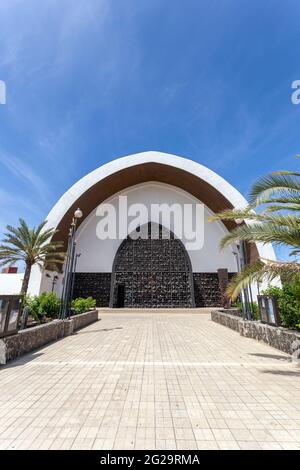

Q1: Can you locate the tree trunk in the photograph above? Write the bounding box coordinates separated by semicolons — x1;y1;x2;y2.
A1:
21;263;32;295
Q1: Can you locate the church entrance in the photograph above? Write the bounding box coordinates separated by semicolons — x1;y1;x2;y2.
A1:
110;222;194;308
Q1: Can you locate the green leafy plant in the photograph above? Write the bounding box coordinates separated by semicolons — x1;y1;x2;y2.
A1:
263;279;300;330
26;292;61;322
233;300;259;320
71;297;96;314
261;285;282;299
251;302;259;320
234;300;243;313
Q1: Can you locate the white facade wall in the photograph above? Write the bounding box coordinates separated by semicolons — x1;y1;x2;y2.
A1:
0;269;61;296
0;273;23;295
75;182;238;274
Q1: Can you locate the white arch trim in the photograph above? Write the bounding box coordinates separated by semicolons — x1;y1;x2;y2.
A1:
45;151;276;261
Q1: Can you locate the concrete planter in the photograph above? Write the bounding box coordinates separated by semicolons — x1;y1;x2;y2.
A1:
211;310;300;355
0;309;98;365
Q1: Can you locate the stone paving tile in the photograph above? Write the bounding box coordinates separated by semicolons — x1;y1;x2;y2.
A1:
218;441;240;450
0;311;300;450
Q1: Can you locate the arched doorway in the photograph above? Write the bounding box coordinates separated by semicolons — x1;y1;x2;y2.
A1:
110;222;195;308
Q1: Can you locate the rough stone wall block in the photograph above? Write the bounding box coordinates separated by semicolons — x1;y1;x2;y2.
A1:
211;310;300;355
0;310;98;365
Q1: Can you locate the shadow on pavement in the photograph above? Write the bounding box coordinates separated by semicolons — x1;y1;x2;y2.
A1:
262;369;300;377
1;351;44;369
248;353;290;362
76;327;123;334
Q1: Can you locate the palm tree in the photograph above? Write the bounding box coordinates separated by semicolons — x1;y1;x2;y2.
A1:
0;219;65;295
210;162;300;300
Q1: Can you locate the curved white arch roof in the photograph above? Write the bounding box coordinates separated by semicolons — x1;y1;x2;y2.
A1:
45;151;276;261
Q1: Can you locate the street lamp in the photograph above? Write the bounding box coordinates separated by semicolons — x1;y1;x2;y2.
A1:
46;273;59;292
60;208;83;320
74;208;83;219
233;218;252;320
233;245;250;320
70;253;81;307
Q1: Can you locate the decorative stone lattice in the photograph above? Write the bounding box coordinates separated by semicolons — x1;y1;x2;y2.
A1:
73;272;235;308
111;223;194;308
73;273;111;307
193;272;235;307
193;273;222;307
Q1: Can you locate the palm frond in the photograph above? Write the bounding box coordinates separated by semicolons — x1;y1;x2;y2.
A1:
265;214;300;228
263;204;300;213
289;249;300;257
208;207;261;223
219;223;300;249
273;170;300;177
0;257;24;266
227;260;300;300
249;174;300;206
0;219;65;269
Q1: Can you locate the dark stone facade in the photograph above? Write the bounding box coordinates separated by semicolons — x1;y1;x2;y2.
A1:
73;273;111;307
193;272;236;307
73;272;236;308
217;268;230;308
193;273;222;307
112;271;193;308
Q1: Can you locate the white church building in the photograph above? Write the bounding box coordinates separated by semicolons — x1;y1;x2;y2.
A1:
0;152;276;307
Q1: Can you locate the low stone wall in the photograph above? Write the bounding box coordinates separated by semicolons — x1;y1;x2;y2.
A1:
211;310;300;355
0;310;98;365
70;309;98;330
211;310;240;332
218;308;242;318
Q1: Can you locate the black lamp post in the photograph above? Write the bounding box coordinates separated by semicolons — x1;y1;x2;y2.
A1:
239;240;252;320
70;253;81;308
233;244;250;319
233;217;252;320
46;273;59;292
60;208;83;320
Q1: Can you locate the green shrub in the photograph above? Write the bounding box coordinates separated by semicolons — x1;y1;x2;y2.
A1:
26;292;61;322
261;285;282;300
233;300;259;320
234;300;243;314
263;280;300;330
71;297;96;314
251;302;259;320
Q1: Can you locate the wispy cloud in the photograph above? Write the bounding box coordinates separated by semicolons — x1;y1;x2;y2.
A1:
0;187;41;215
0;151;50;201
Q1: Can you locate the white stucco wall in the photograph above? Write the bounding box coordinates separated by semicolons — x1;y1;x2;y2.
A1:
75;182;238;274
0;269;62;296
0;273;23;295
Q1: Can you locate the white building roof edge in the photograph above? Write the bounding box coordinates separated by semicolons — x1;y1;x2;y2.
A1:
44;151;276;261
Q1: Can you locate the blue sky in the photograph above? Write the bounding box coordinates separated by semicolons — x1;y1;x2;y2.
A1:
0;0;300;262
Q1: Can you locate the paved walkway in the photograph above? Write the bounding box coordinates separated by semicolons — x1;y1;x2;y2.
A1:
0;312;299;450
